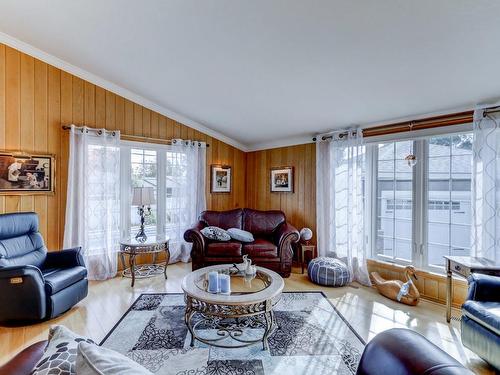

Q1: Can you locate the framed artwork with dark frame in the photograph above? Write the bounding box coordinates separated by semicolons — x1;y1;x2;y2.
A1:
211;164;231;193
270;166;294;193
0;151;55;195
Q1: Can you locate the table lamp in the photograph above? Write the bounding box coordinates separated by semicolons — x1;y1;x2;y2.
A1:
132;186;155;243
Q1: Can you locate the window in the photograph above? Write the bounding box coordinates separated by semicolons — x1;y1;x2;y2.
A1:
371;132;473;271
426;135;472;268
375;141;413;263
119;140;202;256
130;148;158;238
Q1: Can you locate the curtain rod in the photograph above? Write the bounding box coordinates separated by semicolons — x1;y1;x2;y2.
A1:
314;107;500;142
313;111;473;142
61;125;210;147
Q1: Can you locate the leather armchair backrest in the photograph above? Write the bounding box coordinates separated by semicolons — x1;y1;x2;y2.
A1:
0;212;47;269
243;208;285;236
200;209;243;230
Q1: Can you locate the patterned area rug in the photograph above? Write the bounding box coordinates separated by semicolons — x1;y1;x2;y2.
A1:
101;292;365;375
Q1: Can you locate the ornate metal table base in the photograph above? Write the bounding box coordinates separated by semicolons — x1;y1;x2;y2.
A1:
122;263;166;279
184;295;277;350
120;239;170;287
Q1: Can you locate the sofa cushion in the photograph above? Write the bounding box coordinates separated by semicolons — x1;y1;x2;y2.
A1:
201;226;231;241
243;239;278;258
207;241;242;257
462;300;500;336
44;266;87;295
227;228;254;243
32;325;95;375
243;209;285;236
76;341;153;375
200;209;243;230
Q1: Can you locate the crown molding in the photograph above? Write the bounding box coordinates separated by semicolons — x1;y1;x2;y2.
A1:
246;135;315;152
0;32;248;152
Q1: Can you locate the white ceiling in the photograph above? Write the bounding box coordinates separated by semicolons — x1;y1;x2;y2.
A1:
1;1;500;151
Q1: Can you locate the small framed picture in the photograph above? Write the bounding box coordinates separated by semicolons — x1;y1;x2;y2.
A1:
270;167;293;193
211;165;231;193
0;151;55;195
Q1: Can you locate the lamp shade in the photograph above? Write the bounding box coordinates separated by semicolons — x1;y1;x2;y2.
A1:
299;227;313;241
132;187;156;206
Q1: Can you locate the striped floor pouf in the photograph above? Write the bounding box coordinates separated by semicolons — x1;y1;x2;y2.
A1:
308;257;352;287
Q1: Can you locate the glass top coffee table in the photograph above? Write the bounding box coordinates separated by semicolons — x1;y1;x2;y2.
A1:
181;264;284;350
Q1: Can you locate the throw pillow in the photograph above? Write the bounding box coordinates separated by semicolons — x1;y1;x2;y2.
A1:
76;341;153;375
201;226;231;241
227;228;254;243
33;325;96;375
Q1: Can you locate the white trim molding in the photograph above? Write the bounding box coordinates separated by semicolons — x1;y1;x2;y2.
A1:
0;31;248;152
246;134;315;152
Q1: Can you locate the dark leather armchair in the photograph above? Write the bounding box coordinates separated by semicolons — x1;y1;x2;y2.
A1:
461;273;500;370
184;208;299;277
0;212;88;322
357;328;473;375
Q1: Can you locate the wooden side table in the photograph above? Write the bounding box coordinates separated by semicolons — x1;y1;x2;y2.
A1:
444;256;500;322
120;237;170;287
299;243;316;274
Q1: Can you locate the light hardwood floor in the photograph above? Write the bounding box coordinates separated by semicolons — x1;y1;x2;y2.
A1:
0;262;494;374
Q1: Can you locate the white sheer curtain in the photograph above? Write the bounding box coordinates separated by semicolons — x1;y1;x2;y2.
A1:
64;125;121;280
165;139;206;263
316;128;371;285
471;108;500;264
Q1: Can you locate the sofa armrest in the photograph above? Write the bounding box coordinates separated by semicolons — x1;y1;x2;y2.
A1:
357;328;473;375
274;222;300;250
43;247;85;269
184;222;206;246
466;273;500;303
0;265;44;281
184;222;207;267
0;340;47;375
0;265;47;320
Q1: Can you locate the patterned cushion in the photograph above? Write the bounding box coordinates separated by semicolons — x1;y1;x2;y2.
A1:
308;257;352;287
201;226;231;241
227;228;254;243
33;325;96;375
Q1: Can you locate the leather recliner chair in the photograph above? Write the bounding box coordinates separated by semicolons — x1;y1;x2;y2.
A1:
461;273;500;371
0;212;88;322
184;208;299;277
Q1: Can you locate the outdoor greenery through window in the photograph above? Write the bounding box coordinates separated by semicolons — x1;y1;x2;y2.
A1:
372;132;473;271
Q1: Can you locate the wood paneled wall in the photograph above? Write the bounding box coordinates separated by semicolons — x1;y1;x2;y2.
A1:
0;44;246;251
246;143;316;243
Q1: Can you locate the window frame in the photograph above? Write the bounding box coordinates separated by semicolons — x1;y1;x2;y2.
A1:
120;140;169;241
367;126;473;273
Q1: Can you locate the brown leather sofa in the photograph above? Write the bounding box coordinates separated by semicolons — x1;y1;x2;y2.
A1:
184;208;299;277
356;328;474;375
0;341;47;375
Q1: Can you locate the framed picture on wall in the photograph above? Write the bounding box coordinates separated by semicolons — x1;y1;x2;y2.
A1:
211;165;231;193
0;151;55;194
270;166;293;193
